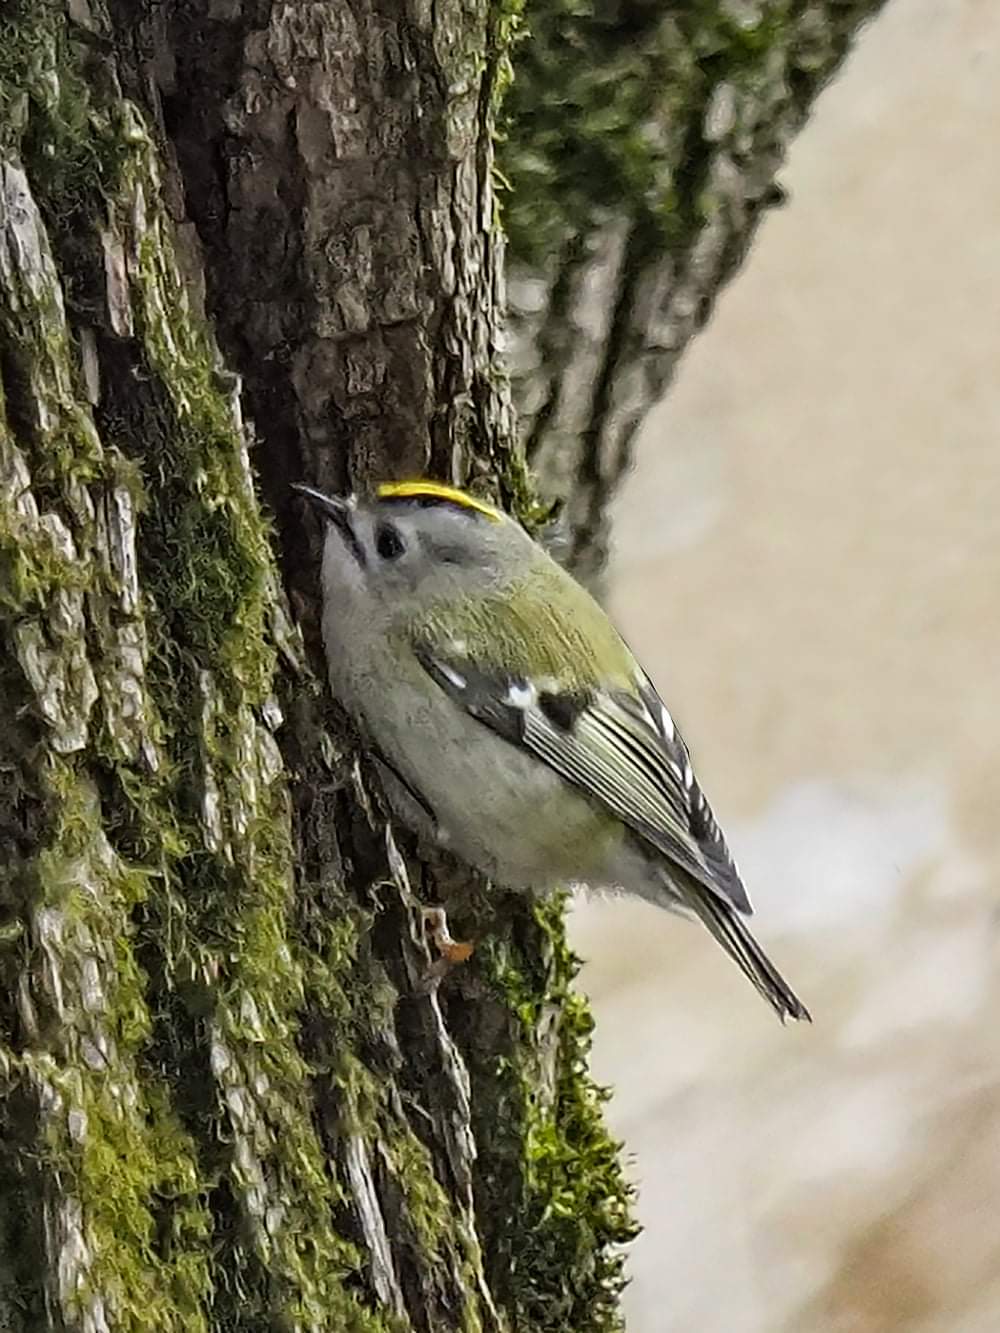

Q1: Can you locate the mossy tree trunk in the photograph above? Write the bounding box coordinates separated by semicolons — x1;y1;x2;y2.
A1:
0;3;629;1330
0;1;878;1330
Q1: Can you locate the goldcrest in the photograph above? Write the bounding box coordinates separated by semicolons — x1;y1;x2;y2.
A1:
294;479;809;1023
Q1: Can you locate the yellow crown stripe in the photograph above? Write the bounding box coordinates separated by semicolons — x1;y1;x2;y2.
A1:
376;480;502;523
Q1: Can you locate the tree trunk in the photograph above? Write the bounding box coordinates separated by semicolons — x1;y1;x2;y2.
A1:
0;3;630;1329
0;1;878;1329
502;0;887;580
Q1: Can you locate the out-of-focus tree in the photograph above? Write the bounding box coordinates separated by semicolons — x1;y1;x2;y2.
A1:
503;0;886;579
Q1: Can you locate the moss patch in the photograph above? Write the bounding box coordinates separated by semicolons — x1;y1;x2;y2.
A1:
500;0;883;266
461;892;638;1333
1;1;641;1328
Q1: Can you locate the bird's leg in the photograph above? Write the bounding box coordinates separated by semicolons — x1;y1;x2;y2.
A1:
421;905;474;982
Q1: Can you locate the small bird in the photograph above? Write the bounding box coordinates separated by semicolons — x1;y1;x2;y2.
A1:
294;479;810;1023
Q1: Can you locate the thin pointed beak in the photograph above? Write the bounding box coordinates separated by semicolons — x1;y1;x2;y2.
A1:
291;483;366;566
291;483;354;531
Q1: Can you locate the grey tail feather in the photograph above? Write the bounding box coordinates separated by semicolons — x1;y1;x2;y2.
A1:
682;885;812;1024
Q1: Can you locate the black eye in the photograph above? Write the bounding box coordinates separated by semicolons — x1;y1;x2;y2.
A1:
375;523;405;561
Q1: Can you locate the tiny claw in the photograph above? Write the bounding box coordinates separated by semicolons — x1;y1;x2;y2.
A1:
442;939;474;964
421;906;475;973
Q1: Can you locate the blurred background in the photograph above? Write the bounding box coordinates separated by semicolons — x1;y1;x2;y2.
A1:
569;2;1000;1329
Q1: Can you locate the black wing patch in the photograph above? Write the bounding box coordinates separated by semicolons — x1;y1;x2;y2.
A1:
414;643;752;915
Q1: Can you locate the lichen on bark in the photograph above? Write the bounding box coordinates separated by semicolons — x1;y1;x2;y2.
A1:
0;0;890;1321
1;2;635;1330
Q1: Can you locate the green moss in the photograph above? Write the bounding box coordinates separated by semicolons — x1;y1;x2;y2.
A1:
0;31;212;1319
89;118;401;1325
2;0;644;1327
0;4;112;176
381;1123;455;1260
490;0;527;113
499;0;700;264
24;764;215;1331
498;446;559;535
0;9;388;1323
467;893;638;1333
500;0;882;267
0;505;85;612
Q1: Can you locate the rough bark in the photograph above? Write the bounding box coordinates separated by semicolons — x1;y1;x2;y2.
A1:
501;0;887;580
0;0;887;1327
0;3;631;1331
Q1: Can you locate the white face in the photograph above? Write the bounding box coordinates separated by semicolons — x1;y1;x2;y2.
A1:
313;492;534;631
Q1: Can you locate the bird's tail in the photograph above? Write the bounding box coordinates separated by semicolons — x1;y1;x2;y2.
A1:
680;884;811;1023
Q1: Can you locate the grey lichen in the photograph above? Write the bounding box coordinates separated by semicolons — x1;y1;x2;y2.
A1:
1;1;638;1329
0;8;378;1326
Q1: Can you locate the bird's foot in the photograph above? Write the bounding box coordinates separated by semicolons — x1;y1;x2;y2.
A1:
421;905;474;985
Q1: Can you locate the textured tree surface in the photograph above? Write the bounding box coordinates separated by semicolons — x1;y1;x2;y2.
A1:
502;0;887;580
0;1;879;1330
0;3;632;1330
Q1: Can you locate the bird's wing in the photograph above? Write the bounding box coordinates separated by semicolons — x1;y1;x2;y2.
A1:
412;641;752;915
